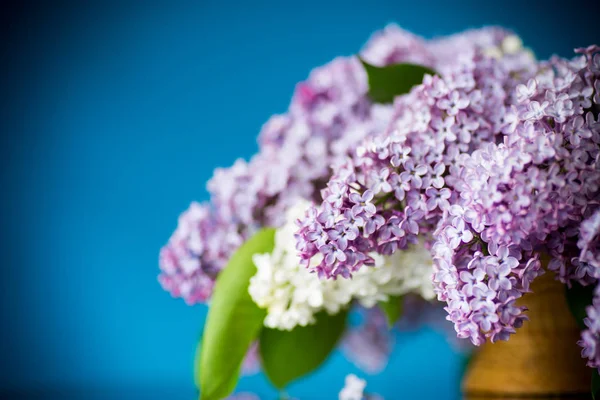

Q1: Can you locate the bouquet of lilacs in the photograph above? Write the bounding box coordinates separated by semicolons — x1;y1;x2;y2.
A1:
294;35;600;395
159;22;600;399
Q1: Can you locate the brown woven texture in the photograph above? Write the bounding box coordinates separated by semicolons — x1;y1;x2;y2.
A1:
462;271;592;398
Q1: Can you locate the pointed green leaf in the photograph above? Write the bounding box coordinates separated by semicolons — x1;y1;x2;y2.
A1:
593;369;600;400
360;59;437;104
565;282;595;330
197;228;275;400
259;310;348;389
378;295;403;328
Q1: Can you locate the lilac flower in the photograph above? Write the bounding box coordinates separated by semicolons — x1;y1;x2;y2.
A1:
399;159;428;189
516;79;537;103
350;190;377;216
453;112;479;143
364;214;386;236
521;100;548;120
370;168;393;194
567;115;593;146
401;207;425;235
432;116;457;142
159;203;242;304
580;285;600;371
486;261;512;291
306;224;328;248
326;182;348;209
162;25;436;303
497;299;522;325
329;222;359;250
378;216;405;241
459;268;486;296
569;82;593;111
343;208;366;229
390;146;411;167
296;34;538;282
318;203;340;228
429;163;446;189
445;220;474;249
519;258;543;291
389;173;406;201
163;29;600;377
438;90;470;116
425;188;451;211
432;46;600;349
322;242;348;265
472;303;499;332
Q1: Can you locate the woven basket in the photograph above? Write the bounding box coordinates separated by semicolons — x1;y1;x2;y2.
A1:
462;271;591;398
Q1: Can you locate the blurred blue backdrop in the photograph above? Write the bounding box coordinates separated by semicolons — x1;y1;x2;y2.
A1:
1;1;598;399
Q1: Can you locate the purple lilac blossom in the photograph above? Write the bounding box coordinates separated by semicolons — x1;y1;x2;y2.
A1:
432;46;600;345
342;307;394;374
580;208;600;371
158;202;242;304
579;284;600;371
298;33;600;348
159;26;520;304
296;43;536;280
160;47;391;304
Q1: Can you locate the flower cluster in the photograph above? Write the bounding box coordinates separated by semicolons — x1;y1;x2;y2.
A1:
578;208;600;370
158;26;416;304
159;25;521;304
248;199;434;330
580;283;600;371
432;46;600;345
158;202;242;304
295;38;535;280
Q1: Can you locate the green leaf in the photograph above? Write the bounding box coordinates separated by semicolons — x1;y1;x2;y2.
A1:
259;310;348;389
378;295;403;328
360;59;437;104
593;369;600;400
565;282;595;330
197;228;275;400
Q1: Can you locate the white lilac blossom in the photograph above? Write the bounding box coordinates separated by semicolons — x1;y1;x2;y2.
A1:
249;199;435;330
296;41;535;280
432;46;600;346
338;374;367;400
159;25;518;304
249;200;353;330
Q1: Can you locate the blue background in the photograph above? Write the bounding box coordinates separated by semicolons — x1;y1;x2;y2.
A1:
1;1;598;399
